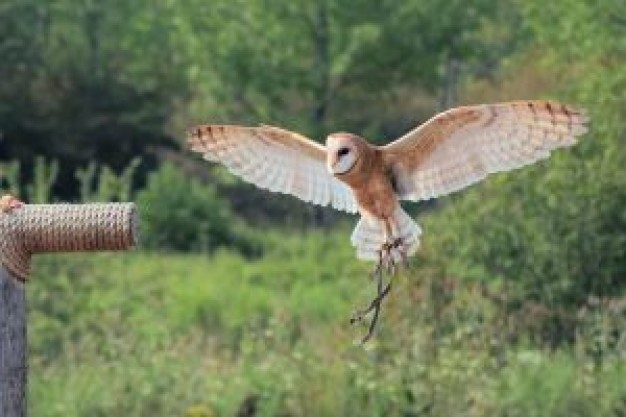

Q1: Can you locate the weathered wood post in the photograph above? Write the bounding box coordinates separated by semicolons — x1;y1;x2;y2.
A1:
0;202;137;417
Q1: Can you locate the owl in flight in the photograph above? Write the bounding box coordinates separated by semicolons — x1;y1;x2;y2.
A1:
188;100;588;341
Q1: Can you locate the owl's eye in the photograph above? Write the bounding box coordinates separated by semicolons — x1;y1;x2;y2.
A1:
337;147;350;157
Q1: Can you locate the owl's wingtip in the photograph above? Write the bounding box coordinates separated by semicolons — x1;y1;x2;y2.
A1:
185;125;201;140
186;125;207;152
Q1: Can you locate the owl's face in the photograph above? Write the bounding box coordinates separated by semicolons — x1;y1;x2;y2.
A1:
326;133;361;175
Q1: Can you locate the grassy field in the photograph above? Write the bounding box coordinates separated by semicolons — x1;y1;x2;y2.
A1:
27;229;626;417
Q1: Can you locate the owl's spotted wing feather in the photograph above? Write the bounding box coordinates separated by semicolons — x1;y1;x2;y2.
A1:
187;124;358;213
383;100;589;200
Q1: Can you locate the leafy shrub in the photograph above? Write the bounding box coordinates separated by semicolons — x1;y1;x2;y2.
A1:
75;158;141;202
137;163;240;252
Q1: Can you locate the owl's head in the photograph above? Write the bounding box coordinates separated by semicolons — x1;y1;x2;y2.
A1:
326;133;363;175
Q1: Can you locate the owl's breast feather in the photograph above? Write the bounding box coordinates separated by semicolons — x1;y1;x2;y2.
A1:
353;172;398;220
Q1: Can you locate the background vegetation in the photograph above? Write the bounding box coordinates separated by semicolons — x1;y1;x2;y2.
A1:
1;0;624;415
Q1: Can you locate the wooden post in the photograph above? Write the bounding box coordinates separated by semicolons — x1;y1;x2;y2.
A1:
0;202;138;417
0;267;26;417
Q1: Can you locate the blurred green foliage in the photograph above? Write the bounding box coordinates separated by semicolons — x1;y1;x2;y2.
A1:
75;158;141;203
27;235;625;417
422;0;626;311
0;0;518;200
0;0;182;193
136;163;244;253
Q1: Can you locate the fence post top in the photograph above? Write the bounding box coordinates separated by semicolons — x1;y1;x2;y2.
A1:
0;202;138;281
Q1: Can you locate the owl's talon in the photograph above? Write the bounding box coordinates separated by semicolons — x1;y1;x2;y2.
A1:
381;238;406;275
0;194;24;213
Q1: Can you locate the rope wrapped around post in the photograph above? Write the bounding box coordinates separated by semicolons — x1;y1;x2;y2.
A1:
0;203;137;280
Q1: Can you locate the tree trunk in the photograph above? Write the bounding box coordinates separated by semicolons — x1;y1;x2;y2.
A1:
0;266;26;417
311;0;330;130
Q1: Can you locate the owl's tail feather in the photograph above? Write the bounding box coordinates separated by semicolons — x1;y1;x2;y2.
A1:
350;206;421;261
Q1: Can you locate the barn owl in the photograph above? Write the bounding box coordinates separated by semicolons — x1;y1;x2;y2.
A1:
188;100;588;341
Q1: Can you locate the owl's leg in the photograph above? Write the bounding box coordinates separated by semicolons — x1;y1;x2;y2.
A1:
351;256;390;318
350;249;394;343
350;219;410;342
380;220;397;274
361;264;389;343
0;194;24;213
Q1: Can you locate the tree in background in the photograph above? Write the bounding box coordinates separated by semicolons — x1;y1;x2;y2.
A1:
179;0;517;138
1;0;517;203
0;0;187;195
173;0;518;223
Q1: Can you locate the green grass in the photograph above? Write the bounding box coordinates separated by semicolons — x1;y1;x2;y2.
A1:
27;230;626;416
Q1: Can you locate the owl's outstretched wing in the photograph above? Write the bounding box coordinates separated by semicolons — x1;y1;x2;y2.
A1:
382;100;589;200
188;124;358;213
